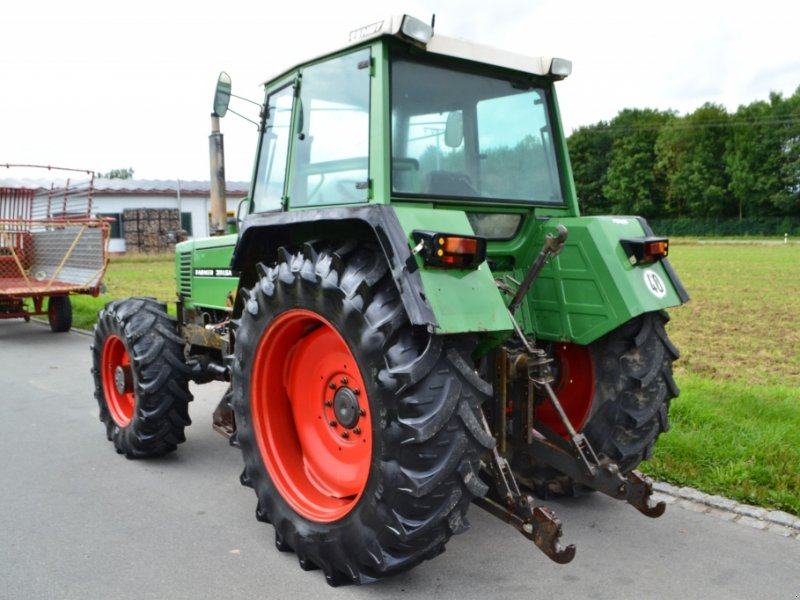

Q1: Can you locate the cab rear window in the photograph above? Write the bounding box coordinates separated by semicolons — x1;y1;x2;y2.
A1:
391;57;563;204
467;213;523;239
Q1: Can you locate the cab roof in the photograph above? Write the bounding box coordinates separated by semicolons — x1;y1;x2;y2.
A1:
263;14;571;86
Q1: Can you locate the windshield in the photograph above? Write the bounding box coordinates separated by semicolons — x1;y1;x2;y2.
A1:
391;58;564;204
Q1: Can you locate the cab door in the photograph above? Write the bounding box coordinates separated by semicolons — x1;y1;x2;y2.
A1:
286;48;372;209
249;82;296;213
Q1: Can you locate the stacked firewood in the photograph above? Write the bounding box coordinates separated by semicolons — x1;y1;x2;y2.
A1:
122;208;181;253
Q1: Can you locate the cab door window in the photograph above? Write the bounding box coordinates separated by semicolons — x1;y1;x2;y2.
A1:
252;85;294;212
290;49;371;207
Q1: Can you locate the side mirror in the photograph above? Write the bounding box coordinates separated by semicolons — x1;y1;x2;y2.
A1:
444;111;463;148
213;72;232;117
236;197;250;230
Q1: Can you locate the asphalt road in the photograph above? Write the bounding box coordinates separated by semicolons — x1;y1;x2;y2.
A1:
1;320;798;600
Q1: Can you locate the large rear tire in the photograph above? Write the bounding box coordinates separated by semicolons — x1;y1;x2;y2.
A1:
514;311;679;497
91;297;192;458
231;243;494;585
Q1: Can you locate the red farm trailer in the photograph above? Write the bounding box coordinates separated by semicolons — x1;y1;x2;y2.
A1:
0;165;110;332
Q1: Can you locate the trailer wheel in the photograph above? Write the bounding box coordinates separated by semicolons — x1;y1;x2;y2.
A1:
91;297;192;458
516;311;679;497
48;296;72;332
231;243;493;585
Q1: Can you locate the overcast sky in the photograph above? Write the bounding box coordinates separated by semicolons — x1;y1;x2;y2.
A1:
2;0;798;182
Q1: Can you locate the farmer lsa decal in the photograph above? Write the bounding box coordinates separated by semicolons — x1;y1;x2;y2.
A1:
193;268;234;278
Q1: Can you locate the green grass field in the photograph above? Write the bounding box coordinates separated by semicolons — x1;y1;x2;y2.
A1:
69;254;178;330
644;242;800;514
67;242;800;515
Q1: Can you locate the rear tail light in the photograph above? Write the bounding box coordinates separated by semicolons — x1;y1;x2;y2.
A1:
620;237;669;266
410;230;487;269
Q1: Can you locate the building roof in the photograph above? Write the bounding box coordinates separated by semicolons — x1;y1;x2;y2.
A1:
91;178;250;195
0;178;250;196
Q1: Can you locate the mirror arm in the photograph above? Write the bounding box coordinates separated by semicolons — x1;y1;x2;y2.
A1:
230;93;263;108
226;107;261;129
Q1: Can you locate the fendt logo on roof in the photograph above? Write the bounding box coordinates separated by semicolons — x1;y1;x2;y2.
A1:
348;20;385;42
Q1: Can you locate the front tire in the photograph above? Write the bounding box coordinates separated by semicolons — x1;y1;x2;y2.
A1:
231;243;494;585
91;297;192;457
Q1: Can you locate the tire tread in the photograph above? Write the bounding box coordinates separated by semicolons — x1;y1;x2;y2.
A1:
91;297;192;458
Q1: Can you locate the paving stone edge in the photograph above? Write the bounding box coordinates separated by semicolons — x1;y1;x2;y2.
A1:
652;481;800;540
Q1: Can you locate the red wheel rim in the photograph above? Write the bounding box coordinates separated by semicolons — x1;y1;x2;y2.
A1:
250;309;372;523
536;343;595;438
101;334;135;427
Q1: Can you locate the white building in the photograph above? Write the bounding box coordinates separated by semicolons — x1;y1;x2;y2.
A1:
90;179;249;253
0;178;249;253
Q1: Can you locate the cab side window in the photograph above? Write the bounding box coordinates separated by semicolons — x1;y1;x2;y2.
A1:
290;49;371;207
252;85;294;212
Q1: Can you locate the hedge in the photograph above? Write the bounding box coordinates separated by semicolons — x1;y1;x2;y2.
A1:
648;217;800;237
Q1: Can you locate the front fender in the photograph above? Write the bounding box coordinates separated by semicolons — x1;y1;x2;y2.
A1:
521;215;688;345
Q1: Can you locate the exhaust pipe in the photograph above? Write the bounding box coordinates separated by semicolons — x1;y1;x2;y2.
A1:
208;114;227;236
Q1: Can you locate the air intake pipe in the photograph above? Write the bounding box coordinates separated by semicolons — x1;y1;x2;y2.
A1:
208;114;227;236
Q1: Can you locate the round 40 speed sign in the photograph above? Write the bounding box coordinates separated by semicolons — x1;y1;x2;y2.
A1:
643;269;667;298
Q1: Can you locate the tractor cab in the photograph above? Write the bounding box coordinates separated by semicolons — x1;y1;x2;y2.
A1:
245;15;574;223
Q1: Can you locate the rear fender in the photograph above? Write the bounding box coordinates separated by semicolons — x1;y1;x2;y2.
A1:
230;205;513;335
231;205;437;327
519;215;688;345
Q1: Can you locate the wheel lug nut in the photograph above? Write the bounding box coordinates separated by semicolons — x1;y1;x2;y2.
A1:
329;420;337;427
340;376;348;385
353;427;361;435
353;388;360;396
324;401;332;407
359;408;366;417
328;382;336;389
341;431;350;439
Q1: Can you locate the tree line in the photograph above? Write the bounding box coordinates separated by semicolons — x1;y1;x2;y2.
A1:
567;87;800;221
97;168;134;180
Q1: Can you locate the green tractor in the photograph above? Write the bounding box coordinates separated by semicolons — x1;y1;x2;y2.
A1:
91;15;687;585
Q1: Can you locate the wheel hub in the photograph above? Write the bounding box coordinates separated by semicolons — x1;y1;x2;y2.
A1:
114;364;132;395
101;334;135;427
333;387;360;429
250;309;372;523
537;343;595;438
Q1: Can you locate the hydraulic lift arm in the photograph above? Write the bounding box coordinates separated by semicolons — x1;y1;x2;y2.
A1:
476;224;665;564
